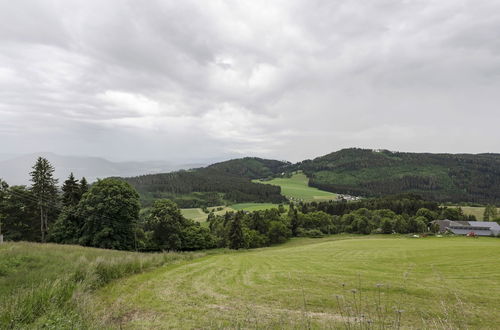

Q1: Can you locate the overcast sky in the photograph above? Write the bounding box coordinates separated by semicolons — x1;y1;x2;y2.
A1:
1;0;500;162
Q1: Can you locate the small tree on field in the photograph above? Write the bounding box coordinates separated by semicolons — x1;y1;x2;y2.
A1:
483;205;498;221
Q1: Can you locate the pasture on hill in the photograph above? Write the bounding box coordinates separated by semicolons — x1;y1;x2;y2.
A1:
95;236;500;329
254;172;338;202
181;203;289;222
448;206;500;220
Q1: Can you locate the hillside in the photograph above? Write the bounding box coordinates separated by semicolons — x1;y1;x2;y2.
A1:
254;171;337;202
299;148;500;203
123;157;288;207
123;150;500;206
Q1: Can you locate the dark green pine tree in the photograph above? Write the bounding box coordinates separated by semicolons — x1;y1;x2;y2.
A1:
290;208;301;236
62;173;80;207
79;177;89;197
228;212;245;250
30;157;59;242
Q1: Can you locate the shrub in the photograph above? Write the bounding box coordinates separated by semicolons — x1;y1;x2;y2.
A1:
297;228;324;238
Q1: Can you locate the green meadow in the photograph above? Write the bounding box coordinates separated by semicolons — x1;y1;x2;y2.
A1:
255;172;338;202
450;206;499;220
180;207;209;222
95;236;500;329
181;203;288;222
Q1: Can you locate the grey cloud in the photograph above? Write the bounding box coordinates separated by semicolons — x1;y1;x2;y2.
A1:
1;0;500;163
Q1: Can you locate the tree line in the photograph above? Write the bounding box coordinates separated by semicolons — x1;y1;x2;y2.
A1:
204;195;488;250
0;157;216;250
124;167;286;208
1;158;498;252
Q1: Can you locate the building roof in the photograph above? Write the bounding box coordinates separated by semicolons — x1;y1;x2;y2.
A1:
431;219;500;236
468;221;500;229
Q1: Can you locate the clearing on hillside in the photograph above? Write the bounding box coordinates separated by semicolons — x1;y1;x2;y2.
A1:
96;236;500;329
181;203;288;222
446;206;500;220
255;172;338;202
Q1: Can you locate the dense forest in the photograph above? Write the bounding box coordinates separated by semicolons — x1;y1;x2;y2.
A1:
297;148;500;204
123;158;288;207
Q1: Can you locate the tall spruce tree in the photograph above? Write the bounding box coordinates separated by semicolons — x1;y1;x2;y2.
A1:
80;177;89;196
30;157;58;242
62;173;80;207
228;211;245;250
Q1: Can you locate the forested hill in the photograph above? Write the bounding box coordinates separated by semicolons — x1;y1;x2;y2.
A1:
123;150;500;206
123;157;288;207
207;158;290;179
298;148;500;204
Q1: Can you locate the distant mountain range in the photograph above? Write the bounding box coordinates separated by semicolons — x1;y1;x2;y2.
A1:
0;152;205;185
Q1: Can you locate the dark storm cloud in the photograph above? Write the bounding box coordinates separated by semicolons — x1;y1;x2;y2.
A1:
1;0;500;162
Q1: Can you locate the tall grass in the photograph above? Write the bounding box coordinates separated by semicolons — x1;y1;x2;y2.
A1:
0;242;204;329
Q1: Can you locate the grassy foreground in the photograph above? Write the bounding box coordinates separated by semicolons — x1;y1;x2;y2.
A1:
96;236;500;329
255;172;338;202
0;242;205;329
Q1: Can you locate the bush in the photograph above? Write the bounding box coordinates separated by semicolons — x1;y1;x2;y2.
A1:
297;228;324;238
268;221;291;244
244;228;269;248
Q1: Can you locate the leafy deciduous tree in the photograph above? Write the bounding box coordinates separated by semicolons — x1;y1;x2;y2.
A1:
78;178;140;250
146;199;187;251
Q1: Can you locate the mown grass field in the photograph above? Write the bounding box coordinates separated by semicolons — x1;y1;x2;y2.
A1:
96;236;500;329
255;172;338;202
180;208;208;222
0;242;204;328
181;203;288;222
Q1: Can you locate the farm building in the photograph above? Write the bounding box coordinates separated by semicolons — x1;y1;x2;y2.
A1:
432;220;500;236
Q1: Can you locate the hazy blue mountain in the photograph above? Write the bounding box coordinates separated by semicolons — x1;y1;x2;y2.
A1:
0;152;204;185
